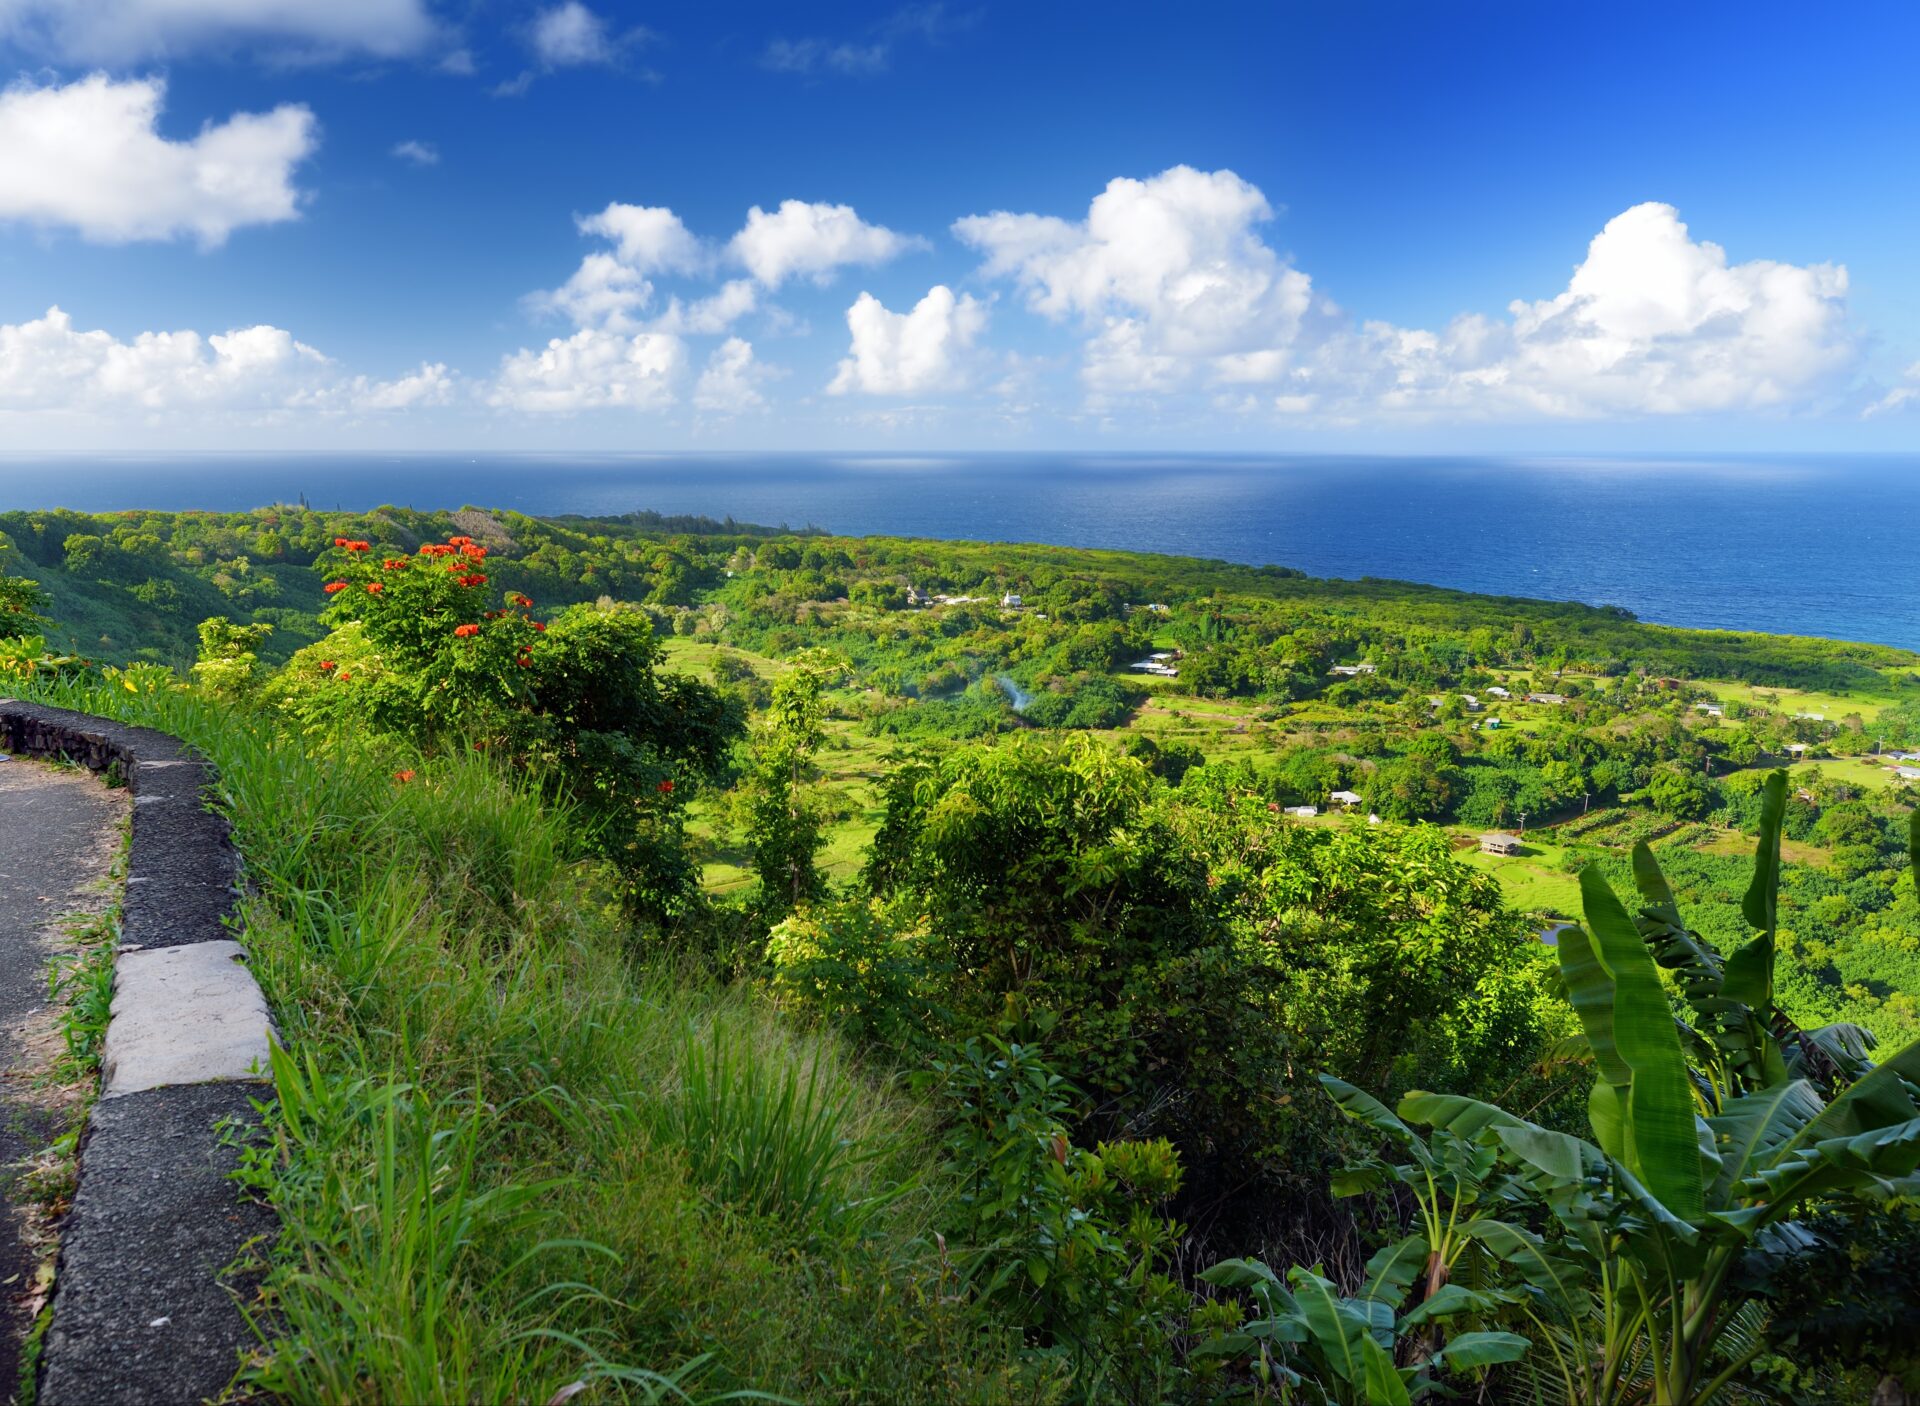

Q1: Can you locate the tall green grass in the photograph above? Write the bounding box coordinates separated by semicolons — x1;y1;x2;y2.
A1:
19;677;1036;1404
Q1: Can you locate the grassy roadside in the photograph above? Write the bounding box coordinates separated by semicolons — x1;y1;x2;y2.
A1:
17;678;1037;1405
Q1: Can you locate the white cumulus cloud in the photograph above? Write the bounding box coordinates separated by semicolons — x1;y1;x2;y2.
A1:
1865;362;1920;418
652;280;760;336
694;337;775;415
828;285;986;396
528;252;656;330
729;200;924;288
576;203;704;274
961;169;1857;420
0;74;316;247
336;361;454;410
955;165;1319;394
487;327;686;413
529;1;613;66
1299;202;1856;420
390;139;439;166
0;0;437;64
0;306;445;418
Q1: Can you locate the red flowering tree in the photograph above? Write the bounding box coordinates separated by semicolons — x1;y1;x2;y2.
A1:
295;533;741;918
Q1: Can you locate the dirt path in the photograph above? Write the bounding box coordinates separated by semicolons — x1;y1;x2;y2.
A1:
0;757;125;1397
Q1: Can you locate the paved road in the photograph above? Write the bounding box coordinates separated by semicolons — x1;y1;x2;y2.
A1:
0;757;123;1396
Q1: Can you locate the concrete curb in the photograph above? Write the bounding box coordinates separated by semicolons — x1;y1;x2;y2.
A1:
0;700;277;1406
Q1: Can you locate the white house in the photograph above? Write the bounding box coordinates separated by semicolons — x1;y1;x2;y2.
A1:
1694;704;1724;718
1328;789;1363;808
1329;662;1376;676
1283;805;1319;818
1001;593;1024;608
1486;685;1511;698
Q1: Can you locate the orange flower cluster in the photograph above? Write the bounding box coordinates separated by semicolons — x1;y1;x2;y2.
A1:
382;558;409;570
505;591;533;608
421;544;456;557
366;582;385;595
393;769;416;784
332;537;371;552
324;581;349;594
453;623;480;638
657;779;674;794
318;660;337;672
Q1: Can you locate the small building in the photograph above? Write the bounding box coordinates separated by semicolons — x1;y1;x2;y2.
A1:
1478;716;1501;730
1001;593;1024;608
1785;744;1809;757
1694;704;1724;718
1329;662;1376;676
1527;692;1567;706
1479;832;1524;856
1462;694;1483;711
1896;767;1920;782
1486;685;1511;698
1283;805;1319;818
1328;789;1363;808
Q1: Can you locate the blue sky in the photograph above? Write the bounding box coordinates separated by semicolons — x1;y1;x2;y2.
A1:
2;0;1918;450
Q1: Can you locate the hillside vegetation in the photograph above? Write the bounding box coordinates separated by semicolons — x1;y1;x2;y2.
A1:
3;504;1918;1404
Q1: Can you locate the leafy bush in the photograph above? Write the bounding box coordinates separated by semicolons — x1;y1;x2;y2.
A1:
274;534;742;917
765;898;944;1048
856;733;1567;1230
923;1029;1190;1402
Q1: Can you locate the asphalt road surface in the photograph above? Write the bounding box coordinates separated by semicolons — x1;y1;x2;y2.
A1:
0;756;123;1394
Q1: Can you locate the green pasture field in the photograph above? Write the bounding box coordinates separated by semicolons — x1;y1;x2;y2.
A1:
1701;677;1901;724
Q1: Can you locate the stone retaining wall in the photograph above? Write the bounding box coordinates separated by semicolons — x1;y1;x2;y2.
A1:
0;700;275;1406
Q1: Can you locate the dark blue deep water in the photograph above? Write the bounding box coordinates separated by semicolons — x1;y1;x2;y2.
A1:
0;452;1913;648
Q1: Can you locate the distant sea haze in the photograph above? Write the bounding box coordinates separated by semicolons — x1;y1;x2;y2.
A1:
0;452;1914;650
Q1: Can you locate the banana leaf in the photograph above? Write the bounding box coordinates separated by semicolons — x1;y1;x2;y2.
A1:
1427;1331;1532;1374
1791;1036;1920;1146
1287;1267;1374;1383
1359;1234;1427;1310
1706;1078;1824;1206
1578;865;1707;1221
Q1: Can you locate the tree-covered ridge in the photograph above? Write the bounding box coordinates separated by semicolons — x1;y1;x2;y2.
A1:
2;503;1913;687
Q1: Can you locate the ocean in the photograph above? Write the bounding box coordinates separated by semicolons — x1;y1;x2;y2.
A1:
0;452;1913;649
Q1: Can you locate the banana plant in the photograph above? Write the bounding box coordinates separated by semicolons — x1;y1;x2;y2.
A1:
1196;1248;1528;1405
1398;770;1920;1404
